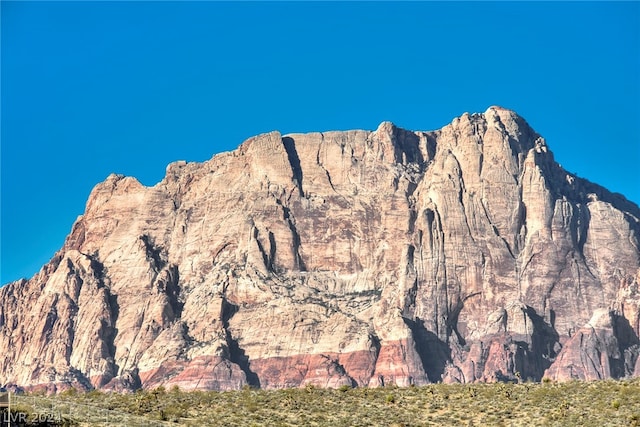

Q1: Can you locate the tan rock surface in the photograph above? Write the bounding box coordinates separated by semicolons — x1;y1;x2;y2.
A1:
1;107;639;390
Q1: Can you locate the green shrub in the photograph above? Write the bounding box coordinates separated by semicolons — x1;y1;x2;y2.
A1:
60;388;78;397
85;389;103;399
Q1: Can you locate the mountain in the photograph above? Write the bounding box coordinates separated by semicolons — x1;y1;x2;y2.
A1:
2;107;639;392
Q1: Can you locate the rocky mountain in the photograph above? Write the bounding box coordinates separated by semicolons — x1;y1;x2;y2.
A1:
2;106;639;392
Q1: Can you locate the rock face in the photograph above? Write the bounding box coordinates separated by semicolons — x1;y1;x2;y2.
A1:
1;106;639;391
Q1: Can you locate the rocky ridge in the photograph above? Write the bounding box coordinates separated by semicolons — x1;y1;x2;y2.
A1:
1;106;639;391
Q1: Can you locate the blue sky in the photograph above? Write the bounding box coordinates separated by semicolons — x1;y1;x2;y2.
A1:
2;1;639;284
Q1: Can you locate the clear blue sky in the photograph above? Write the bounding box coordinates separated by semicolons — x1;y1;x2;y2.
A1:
2;2;639;284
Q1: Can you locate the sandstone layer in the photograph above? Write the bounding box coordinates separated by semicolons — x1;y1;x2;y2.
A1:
2;107;639;391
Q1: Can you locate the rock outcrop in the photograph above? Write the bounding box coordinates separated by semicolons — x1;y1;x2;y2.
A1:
1;106;639;391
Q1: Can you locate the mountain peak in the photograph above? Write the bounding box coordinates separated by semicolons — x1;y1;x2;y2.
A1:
485;104;513;113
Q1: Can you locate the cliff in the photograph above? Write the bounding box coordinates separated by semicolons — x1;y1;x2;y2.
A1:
2;106;639;391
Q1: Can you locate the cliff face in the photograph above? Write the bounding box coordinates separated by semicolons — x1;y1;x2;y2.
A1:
2;106;639;392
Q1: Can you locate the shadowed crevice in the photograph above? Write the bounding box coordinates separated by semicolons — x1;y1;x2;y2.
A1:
404;317;451;382
222;300;261;388
282;136;304;196
611;313;640;379
139;235;166;271
524;306;560;380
